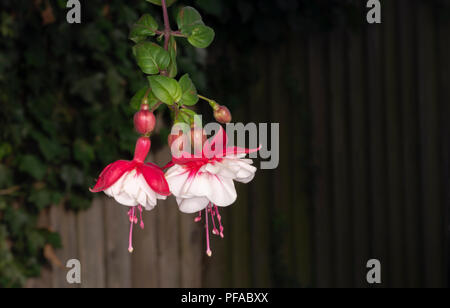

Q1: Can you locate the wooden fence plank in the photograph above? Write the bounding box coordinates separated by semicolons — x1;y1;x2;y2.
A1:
230;101;252;288
366;16;388;287
230;184;251;287
78;198;106;288
203;210;232;288
436;2;450;289
269;43;294;287
179;213;202;288
308;34;334;288
329;27;352;287
416;0;445;287
155;148;181;288
131;154;159;288
248;46;272;288
130;206;159;288
104;198;132;288
384;0;405;288
289;37;312;288
348;3;371;287
50;205;78;288
398;0;422;288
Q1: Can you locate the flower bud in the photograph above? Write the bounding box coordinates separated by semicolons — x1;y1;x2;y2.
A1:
134;104;156;135
213;105;232;124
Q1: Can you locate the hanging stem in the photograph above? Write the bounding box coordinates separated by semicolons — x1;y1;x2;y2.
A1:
160;0;180;116
161;0;171;51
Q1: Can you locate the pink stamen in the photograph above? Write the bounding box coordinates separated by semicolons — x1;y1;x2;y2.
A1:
209;204;219;236
194;211;202;223
128;207;136;253
205;208;212;257
138;205;144;229
128;209;134;223
214;205;224;238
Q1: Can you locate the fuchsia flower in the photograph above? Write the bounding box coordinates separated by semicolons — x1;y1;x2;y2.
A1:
164;127;260;256
91;136;170;252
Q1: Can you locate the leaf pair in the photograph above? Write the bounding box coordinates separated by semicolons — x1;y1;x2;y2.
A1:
148;74;198;106
177;7;215;48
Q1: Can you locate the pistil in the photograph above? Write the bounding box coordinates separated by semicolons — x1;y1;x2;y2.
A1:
205;207;212;257
128;207;136;253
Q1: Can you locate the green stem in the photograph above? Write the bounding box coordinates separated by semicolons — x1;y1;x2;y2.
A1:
198;94;219;110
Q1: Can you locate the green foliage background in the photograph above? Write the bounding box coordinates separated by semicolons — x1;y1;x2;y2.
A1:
0;0;353;287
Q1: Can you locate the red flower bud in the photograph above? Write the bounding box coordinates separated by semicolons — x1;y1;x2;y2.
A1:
213;105;232;124
134;105;156;135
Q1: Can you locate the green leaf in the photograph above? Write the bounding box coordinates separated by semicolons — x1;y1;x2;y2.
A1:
177;6;204;35
178;74;198;106
188;25;215;48
129;14;159;43
19;155;46;181
167;37;178;78
148;75;182;105
133;42;170;75
146;0;177;7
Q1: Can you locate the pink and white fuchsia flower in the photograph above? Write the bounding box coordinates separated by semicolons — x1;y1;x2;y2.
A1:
90;136;170;252
164;127;260;256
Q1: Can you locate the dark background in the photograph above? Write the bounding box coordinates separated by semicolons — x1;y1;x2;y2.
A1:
0;0;449;288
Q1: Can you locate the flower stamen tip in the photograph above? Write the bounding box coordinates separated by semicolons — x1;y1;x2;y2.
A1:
206;250;212;257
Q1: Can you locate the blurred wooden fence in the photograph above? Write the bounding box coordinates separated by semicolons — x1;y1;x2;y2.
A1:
27;0;448;288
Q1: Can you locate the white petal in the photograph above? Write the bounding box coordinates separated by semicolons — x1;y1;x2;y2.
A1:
207;175;237;207
110;171;128;196
136;189;148;208
205;162;235;179
182;173;212;198
103;169;164;210
222;158;257;183
165;165;190;197
123;171;139;196
177;196;210;214
113;191;138;207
